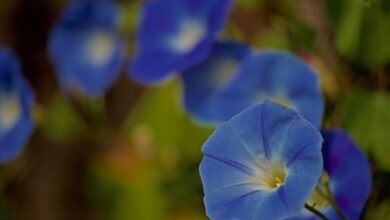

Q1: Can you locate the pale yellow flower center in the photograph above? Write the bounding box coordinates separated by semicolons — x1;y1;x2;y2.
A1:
88;32;115;66
0;93;21;132
214;59;238;87
255;161;286;190
172;21;205;53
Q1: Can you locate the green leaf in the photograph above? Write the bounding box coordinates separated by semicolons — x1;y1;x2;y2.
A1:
341;90;390;170
40;94;87;143
327;0;390;66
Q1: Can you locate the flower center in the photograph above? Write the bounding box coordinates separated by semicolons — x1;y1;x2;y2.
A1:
255;161;286;190
88;31;115;66
0;92;21;133
213;59;238;87
171;20;205;53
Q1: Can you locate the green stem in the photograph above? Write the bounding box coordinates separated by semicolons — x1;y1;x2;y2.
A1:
305;203;329;220
324;183;349;220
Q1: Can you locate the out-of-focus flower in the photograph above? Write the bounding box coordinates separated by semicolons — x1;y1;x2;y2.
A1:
0;47;35;163
292;129;372;220
321;130;371;219
200;100;323;219
129;0;233;85
186;50;324;127
49;0;124;97
181;40;250;124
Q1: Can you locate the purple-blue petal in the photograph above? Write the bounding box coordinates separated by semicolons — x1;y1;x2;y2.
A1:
289;129;372;220
48;0;125;97
322;129;372;220
129;0;233;85
181;40;250;124
0;47;35;163
192;50;324;127
200;100;323;219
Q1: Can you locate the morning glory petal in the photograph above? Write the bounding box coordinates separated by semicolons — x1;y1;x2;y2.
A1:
129;0;233;85
181;41;250;124
0;47;35;163
200;100;323;220
289;129;372;220
49;0;125;97
322;129;372;220
192;50;324;127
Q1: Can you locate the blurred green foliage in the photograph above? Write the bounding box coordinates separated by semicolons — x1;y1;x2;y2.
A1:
40;94;88;143
328;0;390;66
90;80;212;220
124;79;213;164
341;90;390;170
366;200;390;219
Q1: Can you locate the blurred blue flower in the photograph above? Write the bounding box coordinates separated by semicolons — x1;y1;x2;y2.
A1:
185;50;324;127
49;0;125;97
129;0;233;85
200;100;323;219
0;47;35;163
290;129;372;220
181;40;250;124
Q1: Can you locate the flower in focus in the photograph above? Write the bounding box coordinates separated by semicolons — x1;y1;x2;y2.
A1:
186;50;324;127
292;129;372;220
200;100;323;219
129;0;233;85
49;0;125;97
181;40;250;124
0;47;35;163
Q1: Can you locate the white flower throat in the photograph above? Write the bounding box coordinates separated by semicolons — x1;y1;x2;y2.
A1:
0;91;21;132
88;31;115;66
255;159;286;190
171;20;205;53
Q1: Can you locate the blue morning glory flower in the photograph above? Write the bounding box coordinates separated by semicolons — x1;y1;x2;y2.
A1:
183;50;324;127
49;0;125;97
293;129;372;220
200;100;323;219
0;47;35;163
181;40;250;124
129;0;233;85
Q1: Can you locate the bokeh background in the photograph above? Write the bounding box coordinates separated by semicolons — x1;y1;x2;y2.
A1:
1;0;390;219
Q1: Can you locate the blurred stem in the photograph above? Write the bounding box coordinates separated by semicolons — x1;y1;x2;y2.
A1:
304;203;329;220
69;95;107;126
315;181;349;220
323;183;349;220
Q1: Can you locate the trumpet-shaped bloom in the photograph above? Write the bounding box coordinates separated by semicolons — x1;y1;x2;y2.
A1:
129;0;233;85
185;50;324;127
0;47;35;163
292;129;372;220
181;41;250;123
200;100;323;220
49;0;124;97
